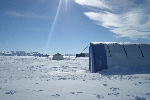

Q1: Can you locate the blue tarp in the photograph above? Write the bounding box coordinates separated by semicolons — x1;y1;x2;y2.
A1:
89;43;108;73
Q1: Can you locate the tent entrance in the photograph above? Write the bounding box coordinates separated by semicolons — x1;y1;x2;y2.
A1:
94;44;107;72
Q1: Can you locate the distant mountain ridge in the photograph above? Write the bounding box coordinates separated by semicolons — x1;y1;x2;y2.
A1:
0;51;44;56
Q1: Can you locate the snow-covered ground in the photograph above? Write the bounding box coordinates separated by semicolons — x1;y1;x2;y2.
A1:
0;56;150;100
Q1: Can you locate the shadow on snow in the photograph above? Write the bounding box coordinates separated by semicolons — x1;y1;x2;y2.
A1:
99;65;150;75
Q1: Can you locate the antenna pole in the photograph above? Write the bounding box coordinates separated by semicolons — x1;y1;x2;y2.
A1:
73;46;88;61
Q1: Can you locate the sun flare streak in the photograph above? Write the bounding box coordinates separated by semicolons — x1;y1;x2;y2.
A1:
64;0;69;13
44;0;62;54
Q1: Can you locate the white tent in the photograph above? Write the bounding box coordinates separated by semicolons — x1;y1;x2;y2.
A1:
52;53;64;60
89;42;150;73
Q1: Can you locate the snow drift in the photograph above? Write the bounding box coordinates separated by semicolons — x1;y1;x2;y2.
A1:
0;56;150;100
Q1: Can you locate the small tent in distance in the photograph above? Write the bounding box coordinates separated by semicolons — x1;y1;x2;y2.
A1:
89;42;150;73
52;53;64;60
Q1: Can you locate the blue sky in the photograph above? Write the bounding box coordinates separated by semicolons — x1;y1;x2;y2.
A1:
0;0;150;55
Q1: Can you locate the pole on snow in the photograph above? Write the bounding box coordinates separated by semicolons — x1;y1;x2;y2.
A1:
73;46;88;61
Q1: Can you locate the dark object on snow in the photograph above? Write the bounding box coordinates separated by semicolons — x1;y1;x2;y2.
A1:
5;90;17;95
44;54;50;57
73;46;88;61
76;53;89;57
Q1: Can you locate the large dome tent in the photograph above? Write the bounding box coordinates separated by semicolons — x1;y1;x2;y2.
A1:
89;42;150;73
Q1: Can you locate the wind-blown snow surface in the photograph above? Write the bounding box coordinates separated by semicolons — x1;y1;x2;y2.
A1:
0;56;150;100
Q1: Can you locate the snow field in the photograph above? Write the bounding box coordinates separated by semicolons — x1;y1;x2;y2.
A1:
0;56;150;100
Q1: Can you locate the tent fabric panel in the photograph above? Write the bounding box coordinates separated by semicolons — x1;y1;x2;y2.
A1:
92;43;108;72
104;43;128;68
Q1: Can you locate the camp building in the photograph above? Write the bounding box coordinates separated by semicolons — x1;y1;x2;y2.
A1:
89;42;150;73
52;53;64;60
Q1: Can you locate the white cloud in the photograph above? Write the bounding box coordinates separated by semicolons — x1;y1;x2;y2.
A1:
74;0;150;39
74;0;110;9
5;11;50;19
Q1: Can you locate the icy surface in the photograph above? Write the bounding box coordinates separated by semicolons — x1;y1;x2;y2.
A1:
0;56;150;100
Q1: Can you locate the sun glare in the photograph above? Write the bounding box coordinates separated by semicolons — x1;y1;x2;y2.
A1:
44;0;62;54
65;0;69;12
44;0;72;54
65;0;68;4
